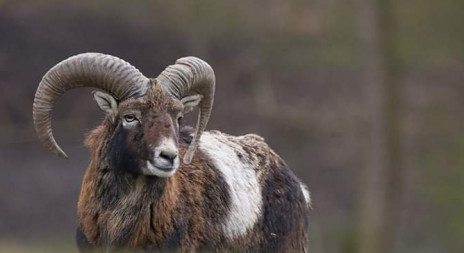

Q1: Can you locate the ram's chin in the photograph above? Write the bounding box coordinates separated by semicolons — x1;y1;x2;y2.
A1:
142;161;178;178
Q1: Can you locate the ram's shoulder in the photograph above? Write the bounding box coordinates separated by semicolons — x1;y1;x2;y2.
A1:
200;130;274;168
205;130;270;150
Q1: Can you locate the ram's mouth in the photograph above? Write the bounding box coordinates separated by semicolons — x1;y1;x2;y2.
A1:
143;158;179;177
150;160;174;171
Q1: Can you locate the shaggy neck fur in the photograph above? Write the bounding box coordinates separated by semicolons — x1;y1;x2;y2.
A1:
79;120;184;250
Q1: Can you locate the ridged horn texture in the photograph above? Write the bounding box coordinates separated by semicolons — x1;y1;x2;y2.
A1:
156;57;215;164
33;53;150;159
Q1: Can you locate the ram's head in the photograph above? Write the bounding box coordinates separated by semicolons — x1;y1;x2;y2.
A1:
33;53;215;177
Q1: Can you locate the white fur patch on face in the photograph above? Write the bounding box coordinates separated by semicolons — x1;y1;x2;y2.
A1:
142;138;179;178
200;132;263;239
300;182;311;205
143;161;178;178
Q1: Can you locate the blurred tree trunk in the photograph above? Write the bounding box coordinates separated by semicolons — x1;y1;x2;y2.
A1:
355;0;403;253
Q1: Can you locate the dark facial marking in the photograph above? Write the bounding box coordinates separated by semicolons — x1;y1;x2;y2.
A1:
109;123;145;175
133;125;144;142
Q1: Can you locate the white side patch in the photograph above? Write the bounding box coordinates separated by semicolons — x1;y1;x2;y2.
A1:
300;182;311;205
200;132;262;239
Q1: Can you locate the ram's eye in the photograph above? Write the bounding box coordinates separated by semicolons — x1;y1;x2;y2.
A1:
124;115;137;123
177;116;183;122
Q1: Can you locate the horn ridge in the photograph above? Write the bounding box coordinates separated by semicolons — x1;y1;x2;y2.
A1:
33;52;149;158
156;56;215;164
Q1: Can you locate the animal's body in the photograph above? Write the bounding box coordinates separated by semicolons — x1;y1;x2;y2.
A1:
32;53;311;252
78;127;310;252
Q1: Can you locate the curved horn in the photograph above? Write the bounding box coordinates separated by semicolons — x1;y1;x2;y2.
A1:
33;53;150;159
156;57;215;164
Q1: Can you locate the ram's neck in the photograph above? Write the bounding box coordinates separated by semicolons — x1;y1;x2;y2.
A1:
78;160;173;247
78;121;173;248
78;122;195;249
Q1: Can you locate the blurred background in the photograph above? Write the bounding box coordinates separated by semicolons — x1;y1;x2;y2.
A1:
0;0;463;252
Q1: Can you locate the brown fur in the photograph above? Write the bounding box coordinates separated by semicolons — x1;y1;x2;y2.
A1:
76;82;310;252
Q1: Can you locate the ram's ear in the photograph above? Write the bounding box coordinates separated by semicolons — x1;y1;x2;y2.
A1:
93;91;118;123
181;94;202;114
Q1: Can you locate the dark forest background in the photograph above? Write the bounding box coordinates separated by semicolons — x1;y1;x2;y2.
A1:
0;0;463;252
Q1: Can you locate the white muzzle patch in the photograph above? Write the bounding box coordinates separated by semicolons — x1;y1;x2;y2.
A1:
142;138;179;177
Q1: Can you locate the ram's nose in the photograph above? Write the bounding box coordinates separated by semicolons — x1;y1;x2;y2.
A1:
151;138;179;171
159;150;178;164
